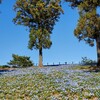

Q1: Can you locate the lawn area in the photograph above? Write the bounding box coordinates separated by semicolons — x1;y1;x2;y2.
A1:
0;65;100;100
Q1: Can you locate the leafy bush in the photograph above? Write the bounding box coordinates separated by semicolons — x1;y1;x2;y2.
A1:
81;57;96;65
8;54;33;68
0;65;10;68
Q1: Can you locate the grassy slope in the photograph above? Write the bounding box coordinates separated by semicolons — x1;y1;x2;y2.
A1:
0;66;100;100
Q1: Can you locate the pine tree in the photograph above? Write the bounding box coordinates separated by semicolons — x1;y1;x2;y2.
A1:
8;54;33;68
13;0;63;67
65;0;100;66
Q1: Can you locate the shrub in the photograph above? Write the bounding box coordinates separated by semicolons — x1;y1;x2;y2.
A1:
0;65;10;68
81;57;96;65
8;54;33;68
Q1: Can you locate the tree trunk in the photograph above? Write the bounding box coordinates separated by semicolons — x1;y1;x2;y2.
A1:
38;48;43;67
96;35;100;67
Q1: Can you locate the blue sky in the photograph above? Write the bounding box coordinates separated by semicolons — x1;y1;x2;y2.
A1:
0;0;97;65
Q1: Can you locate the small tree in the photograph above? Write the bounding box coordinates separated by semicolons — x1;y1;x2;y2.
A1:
65;0;100;66
81;57;96;65
8;54;33;68
13;0;63;67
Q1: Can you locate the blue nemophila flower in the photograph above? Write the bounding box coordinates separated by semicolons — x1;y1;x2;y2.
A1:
0;65;100;99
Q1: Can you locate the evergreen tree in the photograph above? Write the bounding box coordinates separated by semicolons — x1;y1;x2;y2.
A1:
8;54;33;68
65;0;100;66
13;0;63;67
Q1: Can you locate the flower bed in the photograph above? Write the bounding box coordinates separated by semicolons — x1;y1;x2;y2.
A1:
0;66;100;99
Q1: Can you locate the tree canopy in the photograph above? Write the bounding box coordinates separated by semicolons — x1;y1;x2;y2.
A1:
65;0;100;8
74;0;100;46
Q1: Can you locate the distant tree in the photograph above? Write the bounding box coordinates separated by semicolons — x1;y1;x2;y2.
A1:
13;0;63;67
8;54;33;68
65;0;100;66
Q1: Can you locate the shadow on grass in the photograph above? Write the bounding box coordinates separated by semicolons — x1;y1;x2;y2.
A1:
0;69;15;75
83;66;100;73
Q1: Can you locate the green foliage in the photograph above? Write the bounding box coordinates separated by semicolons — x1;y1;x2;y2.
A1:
8;54;33;68
74;7;100;46
65;0;100;46
81;57;96;65
0;65;10;68
13;0;63;50
65;0;100;8
65;0;82;8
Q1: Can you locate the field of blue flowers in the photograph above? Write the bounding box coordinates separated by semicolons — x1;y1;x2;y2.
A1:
0;65;100;100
